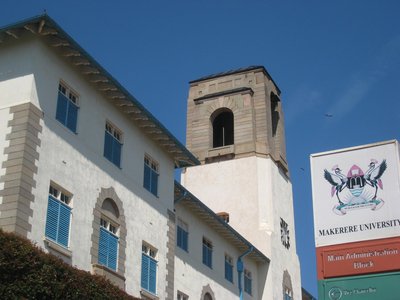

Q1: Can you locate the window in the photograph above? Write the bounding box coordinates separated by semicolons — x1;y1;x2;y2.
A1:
141;243;158;294
45;184;72;248
104;122;122;167
225;254;233;283
212;110;234;148
143;155;159;196
98;198;120;271
244;269;252;295
284;291;293;300
56;82;79;133
270;92;280;137
203;293;213;300
177;219;188;252
177;291;189;300
202;237;213;268
282;270;293;300
98;218;119;270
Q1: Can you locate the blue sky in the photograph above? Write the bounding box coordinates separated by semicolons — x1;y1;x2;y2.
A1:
2;0;400;296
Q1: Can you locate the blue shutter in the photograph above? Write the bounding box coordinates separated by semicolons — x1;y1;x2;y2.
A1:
209;248;212;267
202;244;207;265
108;233;118;270
45;196;59;241
141;253;150;290
57;203;71;247
98;228;109;266
177;226;182;248
56;92;68;125
245;275;252;295
150;170;158;196
104;131;113;162
66;102;78;133
225;261;233;282
113;139;121;167
143;164;151;191
149;257;157;294
183;230;188;251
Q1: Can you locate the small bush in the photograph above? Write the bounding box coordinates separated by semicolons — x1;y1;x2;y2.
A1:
0;229;139;300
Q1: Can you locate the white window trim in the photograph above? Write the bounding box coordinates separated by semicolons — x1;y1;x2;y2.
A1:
59;81;79;106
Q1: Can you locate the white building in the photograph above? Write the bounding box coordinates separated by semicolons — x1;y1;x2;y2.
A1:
0;15;301;300
0;14;198;299
174;182;269;300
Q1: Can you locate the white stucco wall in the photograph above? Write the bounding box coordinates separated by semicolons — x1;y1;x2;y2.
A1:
182;156;302;299
0;36;175;299
174;203;260;300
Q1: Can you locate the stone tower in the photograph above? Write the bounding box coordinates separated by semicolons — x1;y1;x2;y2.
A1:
181;66;301;299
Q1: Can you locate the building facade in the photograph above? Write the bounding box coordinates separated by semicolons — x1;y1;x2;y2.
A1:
0;15;303;300
174;182;269;300
0;15;198;299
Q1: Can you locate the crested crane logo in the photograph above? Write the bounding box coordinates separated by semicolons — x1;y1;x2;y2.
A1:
324;159;387;215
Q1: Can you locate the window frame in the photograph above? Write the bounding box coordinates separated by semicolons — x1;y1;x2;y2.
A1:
244;269;252;295
212;109;234;148
225;254;234;283
98;215;119;271
177;218;189;252
56;81;79;133
103;121;123;168
45;183;72;249
202;237;213;269
141;243;158;295
177;291;189;300
143;154;159;196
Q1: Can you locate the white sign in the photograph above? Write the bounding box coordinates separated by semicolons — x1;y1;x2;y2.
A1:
310;140;400;247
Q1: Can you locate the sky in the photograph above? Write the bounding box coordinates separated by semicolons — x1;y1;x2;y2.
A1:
2;0;400;297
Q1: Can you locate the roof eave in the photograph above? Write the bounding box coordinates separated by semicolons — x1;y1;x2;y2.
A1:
189;65;281;95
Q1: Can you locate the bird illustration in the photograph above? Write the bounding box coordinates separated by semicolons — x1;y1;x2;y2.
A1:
324;166;348;205
364;159;387;200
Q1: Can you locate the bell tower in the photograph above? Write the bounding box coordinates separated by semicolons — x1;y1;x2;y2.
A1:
181;66;301;299
185;66;288;169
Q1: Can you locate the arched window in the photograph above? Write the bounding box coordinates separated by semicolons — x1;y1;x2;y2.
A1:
98;198;120;271
91;188;126;289
201;285;215;300
283;270;293;300
212;110;234;148
204;292;213;300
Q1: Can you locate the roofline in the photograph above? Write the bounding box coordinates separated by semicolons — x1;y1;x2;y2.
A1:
0;14;199;168
174;181;270;264
189;65;281;95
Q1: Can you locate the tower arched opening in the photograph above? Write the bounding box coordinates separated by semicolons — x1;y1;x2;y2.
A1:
211;109;234;148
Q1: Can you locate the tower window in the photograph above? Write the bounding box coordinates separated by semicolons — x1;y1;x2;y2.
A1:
270;92;280;137
212;110;234;148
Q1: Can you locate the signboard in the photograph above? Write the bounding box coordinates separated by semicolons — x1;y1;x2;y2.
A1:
316;237;400;279
318;271;400;300
311;140;400;247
